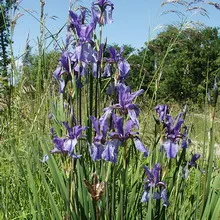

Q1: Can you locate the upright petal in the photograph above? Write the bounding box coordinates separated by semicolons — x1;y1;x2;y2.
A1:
118;60;130;79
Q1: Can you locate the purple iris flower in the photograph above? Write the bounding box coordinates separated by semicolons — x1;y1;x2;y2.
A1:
101;139;120;163
90;115;108;143
53;51;77;93
155;105;191;158
114;83;144;127
89;110;112;161
110;114;149;157
107;46;123;63
102;83;143;128
42;122;87;162
188;153;201;167
155;104;169;122
141;163;169;206
92;0;114;25
69;10;95;43
104;47;130;80
183;153;205;178
162;113;185;158
69;10;98;76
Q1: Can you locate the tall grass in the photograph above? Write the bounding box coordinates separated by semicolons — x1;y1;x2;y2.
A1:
0;0;220;219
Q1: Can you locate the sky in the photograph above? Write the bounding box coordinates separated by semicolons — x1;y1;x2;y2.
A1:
12;0;220;56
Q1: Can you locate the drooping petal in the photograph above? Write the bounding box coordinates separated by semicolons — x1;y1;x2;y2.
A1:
134;138;149;157
141;190;149;202
63;138;78;154
90;143;105;161
102;140;119;163
161;188;169;207
163;141;179;158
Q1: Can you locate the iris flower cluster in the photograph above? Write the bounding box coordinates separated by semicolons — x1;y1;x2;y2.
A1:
46;0;171;207
43;122;87;162
155;104;191;158
90;82;149;163
141;163;169;207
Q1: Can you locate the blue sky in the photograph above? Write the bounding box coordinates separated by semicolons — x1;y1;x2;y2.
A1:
13;0;220;56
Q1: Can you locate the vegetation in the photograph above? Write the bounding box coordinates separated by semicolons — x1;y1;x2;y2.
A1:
0;0;220;220
127;26;220;105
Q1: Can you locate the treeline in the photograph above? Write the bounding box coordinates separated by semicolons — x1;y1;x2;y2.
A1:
20;26;220;105
127;26;220;105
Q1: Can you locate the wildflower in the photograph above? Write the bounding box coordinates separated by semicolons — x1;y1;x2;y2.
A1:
104;46;130;80
183;153;205;178
141;163;169;206
90;115;108;144
110;114;149;157
42;122;87;162
104;83;143;127
155;104;169;122
155;105;191;158
188;153;201;168
53;51;76;93
69;10;94;43
69;10;98;77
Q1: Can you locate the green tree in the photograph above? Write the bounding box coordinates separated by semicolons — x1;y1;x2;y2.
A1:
0;0;16;81
127;26;220;104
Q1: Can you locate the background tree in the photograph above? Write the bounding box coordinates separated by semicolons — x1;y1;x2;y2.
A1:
0;0;16;83
127;26;220;105
0;0;17;112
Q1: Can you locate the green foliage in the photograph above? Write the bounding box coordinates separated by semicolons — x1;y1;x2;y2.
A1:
0;0;16;77
127;26;220;105
21;49;60;95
